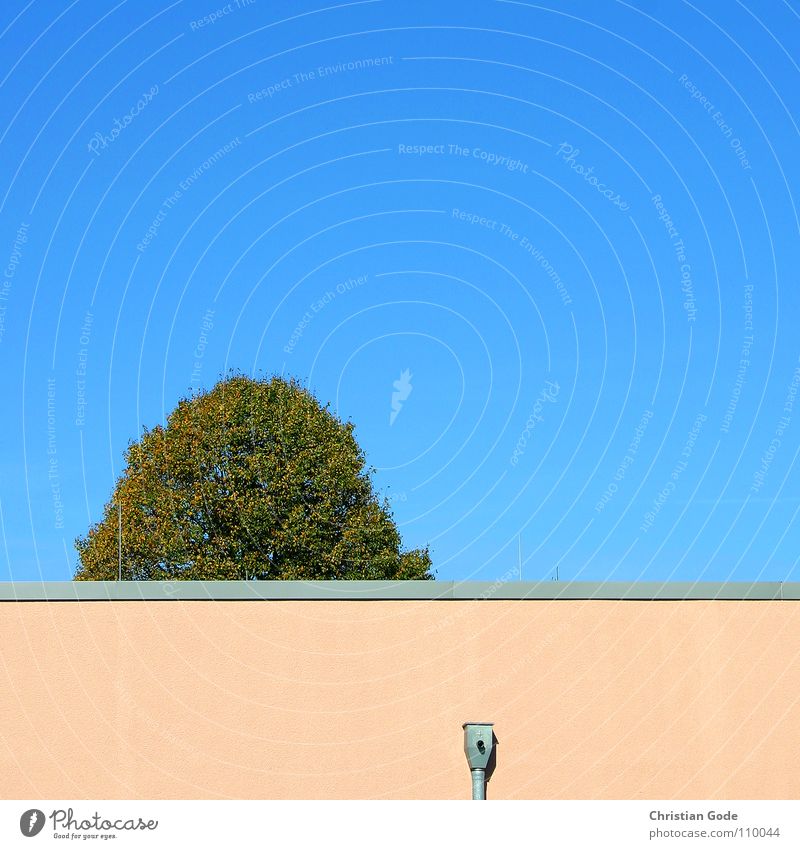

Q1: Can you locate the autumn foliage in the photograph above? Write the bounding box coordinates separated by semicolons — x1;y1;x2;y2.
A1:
74;375;432;580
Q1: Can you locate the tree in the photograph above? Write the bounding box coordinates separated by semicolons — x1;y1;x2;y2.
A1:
75;375;432;581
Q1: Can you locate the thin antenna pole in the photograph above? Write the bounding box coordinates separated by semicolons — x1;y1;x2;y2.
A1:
118;502;122;581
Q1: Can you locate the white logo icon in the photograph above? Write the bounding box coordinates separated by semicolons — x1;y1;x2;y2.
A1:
390;369;413;425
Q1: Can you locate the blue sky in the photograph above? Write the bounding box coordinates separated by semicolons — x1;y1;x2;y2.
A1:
1;0;800;582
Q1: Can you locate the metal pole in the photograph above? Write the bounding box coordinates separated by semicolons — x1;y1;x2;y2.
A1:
471;768;486;800
118;502;122;581
463;722;493;800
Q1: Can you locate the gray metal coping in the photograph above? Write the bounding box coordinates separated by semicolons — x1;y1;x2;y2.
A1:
0;580;798;601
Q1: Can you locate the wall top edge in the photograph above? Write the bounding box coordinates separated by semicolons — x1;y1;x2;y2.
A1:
0;580;797;601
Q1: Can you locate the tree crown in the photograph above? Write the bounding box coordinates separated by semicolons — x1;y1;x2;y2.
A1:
75;375;432;581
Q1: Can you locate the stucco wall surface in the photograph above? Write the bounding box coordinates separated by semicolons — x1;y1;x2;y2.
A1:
1;600;798;799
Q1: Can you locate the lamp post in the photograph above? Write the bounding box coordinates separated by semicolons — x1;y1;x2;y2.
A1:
462;722;494;800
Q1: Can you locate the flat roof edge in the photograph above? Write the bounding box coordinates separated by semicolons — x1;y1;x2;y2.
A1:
0;580;795;601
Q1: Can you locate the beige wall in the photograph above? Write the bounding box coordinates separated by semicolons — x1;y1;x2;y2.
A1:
1;600;798;799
